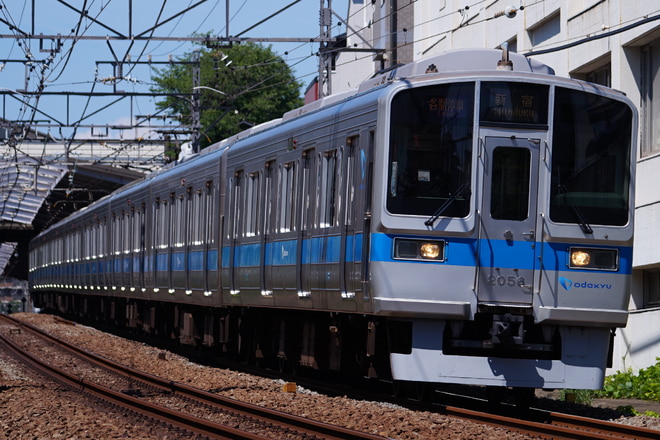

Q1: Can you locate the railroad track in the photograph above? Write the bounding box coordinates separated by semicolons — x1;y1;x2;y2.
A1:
0;314;386;440
2;313;658;440
442;405;660;440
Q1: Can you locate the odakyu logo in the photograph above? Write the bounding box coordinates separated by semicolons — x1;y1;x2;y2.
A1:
559;277;612;290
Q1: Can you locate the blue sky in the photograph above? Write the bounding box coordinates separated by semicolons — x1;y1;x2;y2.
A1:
0;1;343;141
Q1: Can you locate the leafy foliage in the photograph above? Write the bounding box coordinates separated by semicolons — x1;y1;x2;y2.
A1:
596;358;660;402
560;389;593;405
151;41;303;149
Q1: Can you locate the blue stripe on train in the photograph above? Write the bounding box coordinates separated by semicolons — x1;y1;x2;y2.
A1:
90;233;631;275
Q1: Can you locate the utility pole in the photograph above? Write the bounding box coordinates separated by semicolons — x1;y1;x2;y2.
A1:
318;0;333;99
191;50;201;153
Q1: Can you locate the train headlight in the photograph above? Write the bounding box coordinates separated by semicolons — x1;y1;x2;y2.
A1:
569;247;618;271
420;243;441;259
394;238;445;261
570;250;590;267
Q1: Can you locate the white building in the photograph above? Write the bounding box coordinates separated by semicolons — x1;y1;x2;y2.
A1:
330;0;660;373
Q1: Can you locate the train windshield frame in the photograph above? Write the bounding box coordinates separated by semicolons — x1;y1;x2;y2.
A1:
550;87;633;227
386;81;633;228
387;82;475;217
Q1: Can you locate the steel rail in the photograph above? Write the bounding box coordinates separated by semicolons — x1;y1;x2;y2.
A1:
442;403;660;439
0;314;386;440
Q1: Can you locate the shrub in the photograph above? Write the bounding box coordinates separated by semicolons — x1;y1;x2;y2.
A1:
597;358;660;402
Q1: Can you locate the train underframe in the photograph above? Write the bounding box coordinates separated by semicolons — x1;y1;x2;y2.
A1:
32;291;393;381
32;290;614;404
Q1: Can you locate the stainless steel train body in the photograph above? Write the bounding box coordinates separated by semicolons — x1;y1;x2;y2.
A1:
29;49;637;390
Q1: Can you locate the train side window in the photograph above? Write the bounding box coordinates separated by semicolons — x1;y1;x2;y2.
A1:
170;196;177;248
229;171;243;239
345;136;358;227
112;214;121;256
205;181;215;244
122;211;131;254
161;200;168;248
189;188;201;245
278;161;297;232
174;195;185;247
82;224;89;261
245;171;261;237
151;198;165;249
99;220;105;258
225;178;233;240
301;149;314;231
73;228;79;262
89;223;96;259
89;224;94;259
152;201;158;250
134;208;143;253
264;161;275;235
318;150;338;228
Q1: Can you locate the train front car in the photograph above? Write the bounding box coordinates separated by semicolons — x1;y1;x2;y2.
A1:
371;50;637;392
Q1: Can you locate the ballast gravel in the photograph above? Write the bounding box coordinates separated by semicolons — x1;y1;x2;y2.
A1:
1;312;659;439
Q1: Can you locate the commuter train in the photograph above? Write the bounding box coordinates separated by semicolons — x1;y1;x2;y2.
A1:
29;48;637;400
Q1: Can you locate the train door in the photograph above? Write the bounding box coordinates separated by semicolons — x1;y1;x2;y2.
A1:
340;135;358;299
228;170;243;297
297;149;314;297
261;161;275;296
477;136;540;306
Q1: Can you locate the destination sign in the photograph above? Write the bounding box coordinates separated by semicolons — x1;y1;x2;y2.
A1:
480;82;549;125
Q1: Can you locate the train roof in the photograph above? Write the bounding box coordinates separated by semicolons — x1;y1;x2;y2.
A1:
282;48;554;122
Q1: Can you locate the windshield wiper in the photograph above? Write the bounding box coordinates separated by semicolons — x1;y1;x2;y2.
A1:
425;182;470;227
558;185;593;234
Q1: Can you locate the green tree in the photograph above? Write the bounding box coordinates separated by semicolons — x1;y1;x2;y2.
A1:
152;41;303;150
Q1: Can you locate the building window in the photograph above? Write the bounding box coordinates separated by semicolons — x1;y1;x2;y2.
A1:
528;12;560;47
641;40;660;157
586;63;611;87
572;58;611;87
643;269;660;308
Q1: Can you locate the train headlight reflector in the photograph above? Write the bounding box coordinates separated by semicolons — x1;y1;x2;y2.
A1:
394;238;445;261
569;247;618;271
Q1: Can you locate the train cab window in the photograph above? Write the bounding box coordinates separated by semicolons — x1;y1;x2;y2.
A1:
278;162;297;232
319;150;338;228
387;82;474;217
550;87;633;226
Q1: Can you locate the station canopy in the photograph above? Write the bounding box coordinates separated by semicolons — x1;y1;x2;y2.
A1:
0;155;144;279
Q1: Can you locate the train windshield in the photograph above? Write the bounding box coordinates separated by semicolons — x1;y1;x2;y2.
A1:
550;88;633;227
387;82;474;216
